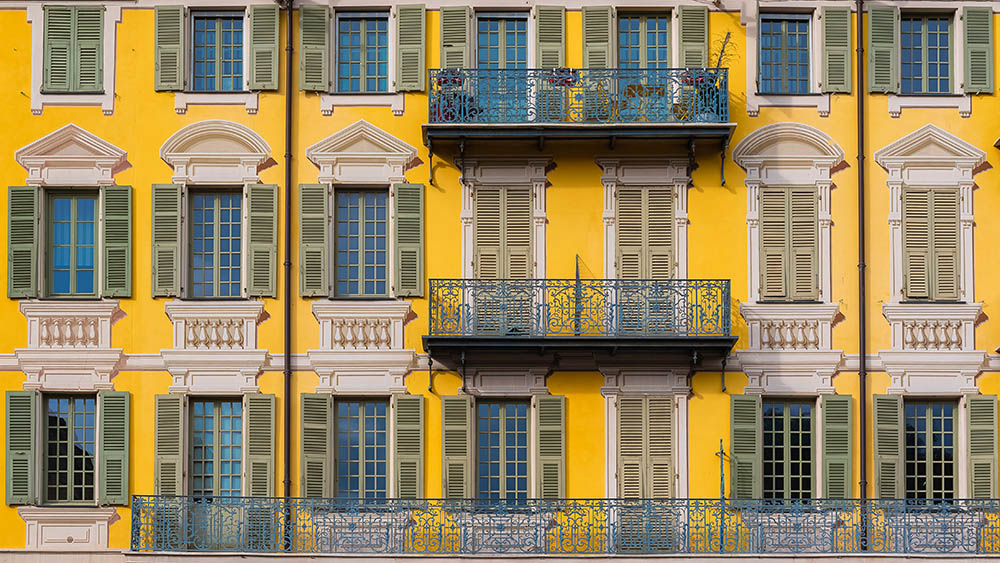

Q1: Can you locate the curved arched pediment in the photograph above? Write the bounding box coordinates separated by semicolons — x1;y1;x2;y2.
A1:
733;122;845;168
160;120;273;184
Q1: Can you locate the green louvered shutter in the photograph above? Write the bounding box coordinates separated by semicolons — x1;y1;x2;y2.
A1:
154;394;184;496
931;190;960;301
247;184;278;297
8;186;38;299
964;7;993;94
902;188;931;300
617;188;674;279
759;187;788;300
648;188;674;279
151;184;182;297
730;394;761;499
74;6;104;92
821;7;851;93
6;391;36;505
582;6;612;68
442;395;472;498
536;7;565;68
299;5;330;92
678;6;708;68
440;7;469;68
474;188;502;279
43;6;73;92
396;4;426;91
102;185;132;298
154;6;185;91
868;5;899;93
534;395;565;499
504;188;532;279
300;393;331;498
393;394;424;499
299;184;329;297
821;395;852;498
394;183;424;297
616;188;643;279
246;393;275;496
249;5;279;90
617;396;644;498
789;187;819;301
873;394;903;498
968;394;998;499
99;390;130;505
647;396;674;498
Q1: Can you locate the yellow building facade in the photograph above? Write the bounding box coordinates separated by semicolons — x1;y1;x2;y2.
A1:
2;0;1000;559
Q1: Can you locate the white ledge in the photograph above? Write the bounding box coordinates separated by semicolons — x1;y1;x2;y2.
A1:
173;92;259;115
888;94;971;118
319;92;405;116
17;506;119;551
747;93;831;118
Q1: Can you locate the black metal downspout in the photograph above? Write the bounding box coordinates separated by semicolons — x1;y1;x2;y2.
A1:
282;0;294;501
856;0;869;511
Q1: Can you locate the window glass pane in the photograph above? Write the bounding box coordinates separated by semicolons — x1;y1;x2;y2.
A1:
477;400;529;499
45;395;96;503
335;189;387;297
759;16;810;94
905;400;955;499
338;14;388;93
49;194;97;297
618;15;670;68
902;15;950;94
190;191;242;298
191;398;242;497
763;400;813;499
477;16;526;69
193;13;243;92
336;399;388;498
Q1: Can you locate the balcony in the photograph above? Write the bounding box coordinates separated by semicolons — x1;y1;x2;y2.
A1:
131;496;1000;555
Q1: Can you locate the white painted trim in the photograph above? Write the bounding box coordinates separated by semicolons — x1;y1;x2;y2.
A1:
26;5;121;116
173;92;260;115
15;124;130;187
305;120;420;185
889;95;972;118
319;93;405;116
17;506;119;551
160;120;274;185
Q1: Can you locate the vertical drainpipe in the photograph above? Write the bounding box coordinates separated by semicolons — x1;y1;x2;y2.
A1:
282;0;294;500
856;0;868;506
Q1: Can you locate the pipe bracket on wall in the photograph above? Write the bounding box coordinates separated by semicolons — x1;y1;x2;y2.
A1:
427;138;435;184
427;354;434;393
720;137;729;186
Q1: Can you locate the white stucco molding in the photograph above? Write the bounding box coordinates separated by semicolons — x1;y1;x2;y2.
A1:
595;158;690;279
17;506;118;551
320;93;405;117
880;350;986;395
889;94;972;119
740;302;841;351
875;124;986;304
15;124;130;187
305;120;421;185
160;120;274;185
733;122;846;303
173;92;260;115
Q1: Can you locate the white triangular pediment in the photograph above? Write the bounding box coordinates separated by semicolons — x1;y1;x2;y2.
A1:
15;124;130;186
875;124;985;169
306;120;418;163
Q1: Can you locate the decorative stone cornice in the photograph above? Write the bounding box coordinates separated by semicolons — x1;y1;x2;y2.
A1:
740;302;841;351
305;119;420;184
875;124;986;171
15;124;129;187
17;506;119;550
883;302;983;352
160;120;274;185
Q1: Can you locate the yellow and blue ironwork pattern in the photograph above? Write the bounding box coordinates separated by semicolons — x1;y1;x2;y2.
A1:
428;68;730;124
428;278;730;337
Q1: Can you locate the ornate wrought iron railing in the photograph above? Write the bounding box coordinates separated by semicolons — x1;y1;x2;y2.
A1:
428;68;729;124
427;278;730;338
131;497;1000;554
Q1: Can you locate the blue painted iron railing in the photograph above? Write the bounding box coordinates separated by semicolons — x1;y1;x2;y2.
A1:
131;497;1000;554
428;68;729;124
428;278;730;338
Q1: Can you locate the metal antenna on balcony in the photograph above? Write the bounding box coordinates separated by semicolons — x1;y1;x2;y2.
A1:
574;255;582;335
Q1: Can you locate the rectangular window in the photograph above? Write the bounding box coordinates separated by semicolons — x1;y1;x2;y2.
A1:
48;193;97;297
901;187;960;301
335;399;388;498
42;6;104;94
45;395;96;504
759;186;819;302
617;14;670;68
762;400;813;499
904;401;956;499
336;12;389;93
476;13;528;69
759;15;810;94
190;191;242;298
334;189;387;297
190;398;243;497
477;400;529;499
901;15;951;94
191;12;244;92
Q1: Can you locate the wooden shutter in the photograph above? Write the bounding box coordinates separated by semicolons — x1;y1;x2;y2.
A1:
821;7;851;93
442;395;472;498
154;6;185;91
43;6;73;92
931;190;960;301
789;187;818;301
474;188;502;279
534;395;565;499
246;393;275;497
299;184;329;297
394;183;424;297
249;4;279;90
536;6;565;68
504;188;533;279
396;4;426;91
154;394;184;496
299;5;330;92
300;393;331;498
647;396;674;499
616;188;644;279
759;187;789;300
678;6;708;68
393;394;424;499
647;188;674;279
617;396;645;498
6;391;36;505
102;185;132;298
902;188;931;299
730;394;761;499
582;6;613;69
868;5;899;93
964;7;993;94
873;394;903;499
440;7;469;68
98;390;130;505
821;394;852;498
247;184;278;297
967;394;998;499
151;184;182;297
74;6;104;92
8;186;38;299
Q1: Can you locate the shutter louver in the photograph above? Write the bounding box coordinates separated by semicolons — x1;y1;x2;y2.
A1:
246;393;275;497
151;184;182;297
967;394;998;499
393;394;424;499
616;188;644;279
536;7;565;68
396;4;426;91
822;7;851;93
247;184;278;297
678;6;708;68
6;391;37;505
8;186;38;299
789;187;819;301
582;6;613;69
99;390;130;505
647;187;674;280
102;185;132;297
504;188;532;279
442;395;472;498
43;6;73;92
873;394;903;499
868;5;899;93
154;394;185;496
902;189;931;299
299;5;330;92
394;183;424;297
154;6;185;91
617;396;645;498
964;7;993;94
249;4;279;90
474;188;502;279
647;396;674;499
300;394;331;498
440;7;469;68
298;184;329;297
759;188;788;300
730;394;761;499
74;7;104;93
534;395;565;499
931;190;960;301
821;395;852;498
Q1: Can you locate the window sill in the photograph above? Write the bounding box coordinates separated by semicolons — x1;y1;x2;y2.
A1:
320;91;404;116
888;93;971;118
17;505;119;550
174;91;259;115
747;92;830;117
